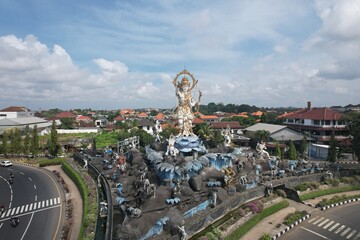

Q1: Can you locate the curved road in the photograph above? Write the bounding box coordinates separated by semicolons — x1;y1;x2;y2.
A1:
281;202;360;240
0;164;64;240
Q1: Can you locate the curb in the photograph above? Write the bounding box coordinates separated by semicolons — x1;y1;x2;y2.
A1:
13;162;40;168
271;214;311;240
302;202;317;208
319;198;360;210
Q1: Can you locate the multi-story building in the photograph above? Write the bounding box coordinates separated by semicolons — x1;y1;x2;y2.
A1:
0;106;34;119
281;102;349;145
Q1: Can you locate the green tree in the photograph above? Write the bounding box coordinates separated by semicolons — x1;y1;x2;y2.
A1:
31;125;40;156
2;129;8;155
276;142;282;159
327;133;338;163
23;125;30;156
344;112;360;161
260;113;267;123
254;130;270;141
14;128;22;154
300;136;308;159
288;141;297;160
60;117;75;129
48;121;59;156
194;124;212;140
9;129;15;154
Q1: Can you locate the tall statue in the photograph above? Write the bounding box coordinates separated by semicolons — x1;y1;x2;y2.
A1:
173;70;202;137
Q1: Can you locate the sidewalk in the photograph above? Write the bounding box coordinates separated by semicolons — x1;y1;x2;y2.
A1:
241;190;360;240
45;165;83;240
241;199;317;240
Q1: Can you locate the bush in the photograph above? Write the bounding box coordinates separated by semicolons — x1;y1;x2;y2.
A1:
294;183;308;192
283;211;308;226
340;177;358;185
317;194;360;207
300;185;360;201
324;178;340;187
259;234;271;240
309;182;320;190
276;189;287;198
205;231;217;240
247;201;263;214
212;228;222;238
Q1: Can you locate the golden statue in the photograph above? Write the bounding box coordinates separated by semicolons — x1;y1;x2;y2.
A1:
172;70;202;137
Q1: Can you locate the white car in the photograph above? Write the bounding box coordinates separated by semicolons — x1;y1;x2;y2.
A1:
1;160;12;167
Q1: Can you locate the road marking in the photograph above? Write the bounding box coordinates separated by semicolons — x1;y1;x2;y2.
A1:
341;227;352;237
50;198;53;205
7;209;12;217
335;225;346;234
1;212;5;218
313;217;324;225
301;227;329;239
35;195;37;201
33;202;37;210
57;197;60;204
20;205;24;213
15;207;20;214
29;203;33;211
347;230;357;239
29;177;32;181
329;222;340;231
25;204;28;212
323;220;334;229
42;201;45;208
34;184;36;189
20;172;24;175
21;212;34;240
0;205;60;222
308;216;318;223
354;232;360;240
38;202;41;209
318;219;329;227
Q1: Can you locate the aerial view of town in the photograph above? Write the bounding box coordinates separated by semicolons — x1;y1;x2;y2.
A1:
1;1;360;240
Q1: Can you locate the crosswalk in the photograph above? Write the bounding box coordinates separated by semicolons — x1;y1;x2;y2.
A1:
0;197;61;219
308;216;360;239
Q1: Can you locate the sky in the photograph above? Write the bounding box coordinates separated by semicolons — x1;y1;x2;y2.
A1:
0;0;359;111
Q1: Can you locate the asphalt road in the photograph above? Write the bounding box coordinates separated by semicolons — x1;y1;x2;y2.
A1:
0;164;64;240
281;202;360;240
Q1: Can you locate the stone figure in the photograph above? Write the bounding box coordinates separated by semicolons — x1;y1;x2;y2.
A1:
165;133;179;156
222;125;233;147
178;225;188;240
256;141;270;159
173;70;202;137
83;159;88;169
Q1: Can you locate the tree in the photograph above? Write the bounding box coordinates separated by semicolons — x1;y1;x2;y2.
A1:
344;112;360;161
60;117;75;129
48;121;59;156
2;129;8;155
31;125;40;156
260;113;267;123
194;124;212;140
276;142;282;159
23;125;30;156
14;128;22;154
288;141;297;160
327;133;338;163
254;130;270;141
300;136;308;159
9;129;15;154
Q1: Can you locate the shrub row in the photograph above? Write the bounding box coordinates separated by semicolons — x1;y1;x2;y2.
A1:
61;161;90;240
38;158;63;167
283;210;308;226
224;200;289;240
300;185;360;201
294;182;320;192
317;194;360;207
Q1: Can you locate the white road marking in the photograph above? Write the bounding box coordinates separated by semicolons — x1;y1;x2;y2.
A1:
46;200;49;207
6;209;12;217
323;220;334;229
20;205;24;213
25;204;28;212
347;230;357;239
42;201;45;208
318;219;330;227
20;172;24;175
21;212;34;240
34;184;36;189
57;197;60;203
35;195;37;201
335;225;346;234
0;223;2;229
301;227;329;239
308;216;318;223
329;222;340;231
1;212;5;218
29;203;33;211
38;202;41;208
353;232;360;240
50;198;53;205
28;177;32;181
313;217;325;225
0;205;60;222
15;207;20;215
341;227;352;237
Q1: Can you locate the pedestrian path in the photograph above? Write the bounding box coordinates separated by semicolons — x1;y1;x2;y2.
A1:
308;215;360;239
0;197;61;220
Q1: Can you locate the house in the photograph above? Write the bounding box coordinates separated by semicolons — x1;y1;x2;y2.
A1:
154;113;165;121
76;115;93;123
0;106;34;119
114;115;126;123
95;117;108;128
0;117;53;135
244;123;304;142
137;119;155;135
53;111;78;120
138;112;148;118
281;101;348;144
200;115;219;125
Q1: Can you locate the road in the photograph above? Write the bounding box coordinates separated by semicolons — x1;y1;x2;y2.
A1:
281;202;360;240
0;164;64;240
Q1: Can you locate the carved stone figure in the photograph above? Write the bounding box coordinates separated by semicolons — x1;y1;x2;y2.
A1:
222;125;233;147
178;225;188;240
256;141;270;159
165;133;179;156
173;70;202;137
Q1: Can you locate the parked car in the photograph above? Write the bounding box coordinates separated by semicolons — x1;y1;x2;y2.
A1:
1;160;12;167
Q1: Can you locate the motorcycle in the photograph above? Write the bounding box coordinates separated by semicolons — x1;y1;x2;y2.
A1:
10;217;19;227
10;172;14;178
0;205;6;214
9;178;14;184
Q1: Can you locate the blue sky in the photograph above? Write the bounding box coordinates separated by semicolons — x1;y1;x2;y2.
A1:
0;0;359;110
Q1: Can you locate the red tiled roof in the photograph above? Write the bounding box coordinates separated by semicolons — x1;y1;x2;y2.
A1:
138;112;148;117
210;122;242;129
251;111;263;116
77;115;93;121
193;117;205;124
200;115;218;120
114;115;125;121
54;111;77;119
155;113;164;120
230;113;249;118
120;109;135;115
284;108;343;120
1;106;30;112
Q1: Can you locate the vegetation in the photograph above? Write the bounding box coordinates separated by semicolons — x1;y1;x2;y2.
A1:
275;142;281;159
288;141;297;160
294;182;320;192
1;129;8;154
317;194;360;207
47;121;60;156
327;133;338;163
283;211;308;226
343;112;360;160
31;125;40;156
23;125;30;156
225;200;289;240
300;185;360;201
259;234;272;240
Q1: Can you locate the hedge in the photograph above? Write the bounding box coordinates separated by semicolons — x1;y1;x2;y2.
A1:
300;185;360;201
225;200;289;240
61;161;89;240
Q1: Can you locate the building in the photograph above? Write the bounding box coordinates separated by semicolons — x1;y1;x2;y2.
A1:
0;117;52;135
244;123;304;142
281;101;348;144
0;106;34;119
